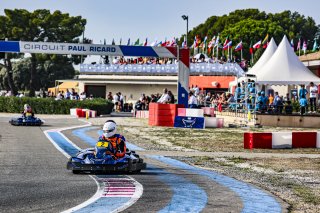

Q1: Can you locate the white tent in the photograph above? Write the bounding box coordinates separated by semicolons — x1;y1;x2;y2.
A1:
247;37;277;75
256;36;320;85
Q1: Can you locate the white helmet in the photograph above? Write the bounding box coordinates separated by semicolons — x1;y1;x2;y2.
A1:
102;120;117;138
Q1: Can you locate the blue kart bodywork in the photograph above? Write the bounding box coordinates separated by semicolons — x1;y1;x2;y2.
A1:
67;146;146;174
9;116;43;126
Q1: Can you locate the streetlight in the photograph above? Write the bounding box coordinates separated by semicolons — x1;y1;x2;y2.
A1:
181;15;188;47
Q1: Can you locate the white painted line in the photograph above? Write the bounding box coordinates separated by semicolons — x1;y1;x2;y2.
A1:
61;175;104;213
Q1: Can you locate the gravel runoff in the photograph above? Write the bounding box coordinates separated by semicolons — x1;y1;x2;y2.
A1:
85;116;320;213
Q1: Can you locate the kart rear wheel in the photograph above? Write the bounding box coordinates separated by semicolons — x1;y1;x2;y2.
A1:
72;170;81;174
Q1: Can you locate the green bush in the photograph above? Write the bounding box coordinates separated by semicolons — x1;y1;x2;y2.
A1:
0;97;114;115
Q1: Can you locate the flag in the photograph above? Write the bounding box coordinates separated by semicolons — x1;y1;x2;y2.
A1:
302;40;307;54
234;41;243;51
167;38;175;46
112;39;115;45
127;38;130;46
297;38;301;50
253;40;262;49
196;35;201;47
208;36;216;48
249;41;253;54
120;38;122;45
312;39;318;52
291;39;294;50
223;36;229;46
161;38;167;46
150;39;158;46
143;38;148;46
134;38;140;46
191;36;196;48
223;40;232;50
262;34;269;48
182;36;187;48
214;35;220;48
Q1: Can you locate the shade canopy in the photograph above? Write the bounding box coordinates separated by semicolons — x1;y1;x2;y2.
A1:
256;36;320;85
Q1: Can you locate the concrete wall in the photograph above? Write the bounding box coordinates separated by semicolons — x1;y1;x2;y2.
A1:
256;114;320;128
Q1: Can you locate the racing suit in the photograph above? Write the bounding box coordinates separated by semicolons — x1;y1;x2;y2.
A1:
97;134;127;159
22;108;34;117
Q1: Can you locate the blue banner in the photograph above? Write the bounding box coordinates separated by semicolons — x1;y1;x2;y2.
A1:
174;116;205;129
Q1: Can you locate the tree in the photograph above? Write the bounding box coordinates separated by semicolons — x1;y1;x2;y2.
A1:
0;9;87;96
183;9;319;61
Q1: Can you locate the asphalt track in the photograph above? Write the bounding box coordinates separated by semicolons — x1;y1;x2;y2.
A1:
0;116;285;212
0;117;97;213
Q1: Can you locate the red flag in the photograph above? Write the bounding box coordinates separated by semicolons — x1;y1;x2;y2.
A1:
249;41;253;54
253;40;262;49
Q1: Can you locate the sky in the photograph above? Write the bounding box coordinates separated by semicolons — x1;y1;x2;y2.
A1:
1;0;320;45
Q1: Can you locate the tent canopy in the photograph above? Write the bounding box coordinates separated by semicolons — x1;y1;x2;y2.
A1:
48;81;78;95
256;36;320;85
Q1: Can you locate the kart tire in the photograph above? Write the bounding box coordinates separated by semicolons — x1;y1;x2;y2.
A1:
72;170;81;174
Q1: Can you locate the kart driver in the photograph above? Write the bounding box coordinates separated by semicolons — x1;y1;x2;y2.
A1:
22;104;34;117
96;120;127;159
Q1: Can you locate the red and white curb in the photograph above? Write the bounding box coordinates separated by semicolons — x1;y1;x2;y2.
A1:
244;131;320;149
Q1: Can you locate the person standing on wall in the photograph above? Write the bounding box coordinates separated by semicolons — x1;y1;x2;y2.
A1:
309;82;318;113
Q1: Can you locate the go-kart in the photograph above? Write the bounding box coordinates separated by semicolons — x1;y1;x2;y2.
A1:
67;142;146;174
9;115;43;126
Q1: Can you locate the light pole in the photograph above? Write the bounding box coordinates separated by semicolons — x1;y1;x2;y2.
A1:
182;15;188;47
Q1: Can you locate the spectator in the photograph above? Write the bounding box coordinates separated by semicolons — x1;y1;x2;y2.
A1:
135;100;142;110
139;93;147;110
80;92;86;100
65;89;71;99
89;94;94;100
299;85;308;99
273;92;283;114
205;92;211;107
157;88;170;103
283;93;290;102
188;91;198;108
309;82;318;113
167;91;175;104
285;101;293;115
119;92;124;111
299;95;308;115
193;85;200;96
150;94;158;103
107;92;113;102
268;93;274;106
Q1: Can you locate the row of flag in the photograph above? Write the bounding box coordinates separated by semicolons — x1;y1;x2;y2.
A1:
109;37;179;47
106;34;319;54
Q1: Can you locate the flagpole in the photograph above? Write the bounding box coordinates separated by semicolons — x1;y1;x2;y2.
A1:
231;47;233;61
216;45;219;61
241;49;243;60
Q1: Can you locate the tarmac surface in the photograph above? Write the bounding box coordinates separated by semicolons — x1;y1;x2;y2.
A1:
0;116;96;213
0;114;285;212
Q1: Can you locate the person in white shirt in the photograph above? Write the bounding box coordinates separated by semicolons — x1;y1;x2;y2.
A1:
309;82;318;112
188;91;198;108
157;88;170;103
113;93;119;104
193;85;200;96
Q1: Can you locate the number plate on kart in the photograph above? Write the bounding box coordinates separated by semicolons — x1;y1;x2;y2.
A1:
96;141;109;147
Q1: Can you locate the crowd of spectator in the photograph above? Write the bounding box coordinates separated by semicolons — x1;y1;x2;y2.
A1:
109;54;248;71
